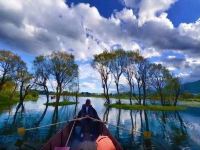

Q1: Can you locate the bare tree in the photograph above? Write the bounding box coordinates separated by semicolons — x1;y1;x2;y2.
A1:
92;51;112;104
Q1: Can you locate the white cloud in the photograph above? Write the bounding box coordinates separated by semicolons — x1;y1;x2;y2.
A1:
138;0;177;25
80;82;97;92
1;0;200;91
179;19;200;41
168;55;176;59
141;47;161;58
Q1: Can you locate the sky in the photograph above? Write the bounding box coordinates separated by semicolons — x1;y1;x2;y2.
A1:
0;0;200;93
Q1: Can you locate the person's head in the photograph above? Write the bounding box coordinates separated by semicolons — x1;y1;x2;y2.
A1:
85;99;91;106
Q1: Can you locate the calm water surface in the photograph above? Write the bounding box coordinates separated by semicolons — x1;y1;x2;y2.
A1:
0;96;200;150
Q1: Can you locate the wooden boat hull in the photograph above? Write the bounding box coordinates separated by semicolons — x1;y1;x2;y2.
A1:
41;120;123;150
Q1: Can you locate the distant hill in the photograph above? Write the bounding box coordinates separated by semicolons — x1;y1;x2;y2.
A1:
182;80;200;94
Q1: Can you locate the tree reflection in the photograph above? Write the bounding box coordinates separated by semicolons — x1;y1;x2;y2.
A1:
143;110;152;150
35;104;49;126
103;107;110;122
13;103;25;124
156;111;188;149
116;109;121;139
45;106;59;141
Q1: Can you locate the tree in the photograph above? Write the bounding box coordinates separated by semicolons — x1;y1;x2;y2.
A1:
165;76;181;106
17;64;33;104
123;51;137;105
12;61;34;113
138;59;152;105
92;51;112;104
9;56;26;100
109;49;126;104
33;55;50;105
0;50;22;91
150;64;171;105
133;53;145;104
49;51;78;105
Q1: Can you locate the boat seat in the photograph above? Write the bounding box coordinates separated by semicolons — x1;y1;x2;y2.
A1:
54;147;70;150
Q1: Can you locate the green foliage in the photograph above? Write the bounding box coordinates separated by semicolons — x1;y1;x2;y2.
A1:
180;92;194;99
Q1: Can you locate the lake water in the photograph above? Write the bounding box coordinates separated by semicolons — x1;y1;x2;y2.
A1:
0;96;200;150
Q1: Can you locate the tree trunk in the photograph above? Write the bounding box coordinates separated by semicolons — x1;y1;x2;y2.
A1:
137;79;142;105
174;89;180;106
56;85;62;105
19;82;24;103
44;86;49;104
116;81;121;104
0;71;6;91
158;87;164;106
129;81;132;105
142;81;146;106
105;81;110;104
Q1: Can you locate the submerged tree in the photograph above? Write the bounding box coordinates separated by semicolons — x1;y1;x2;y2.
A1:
150;64;171;105
109;49;126;104
123;51;137;105
17;64;34;105
133;53;145;104
9;56;27;100
165;76;181;106
139;59;153;106
49;51;78;105
33;55;50;105
92;51;112;104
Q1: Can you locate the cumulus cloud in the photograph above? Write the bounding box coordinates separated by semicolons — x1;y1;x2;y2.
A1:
1;0;200;91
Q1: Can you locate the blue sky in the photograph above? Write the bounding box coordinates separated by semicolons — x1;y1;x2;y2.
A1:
0;0;200;93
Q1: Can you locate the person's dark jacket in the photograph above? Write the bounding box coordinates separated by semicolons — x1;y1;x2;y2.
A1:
78;104;100;119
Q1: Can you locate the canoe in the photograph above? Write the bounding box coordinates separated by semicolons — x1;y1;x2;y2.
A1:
40;117;123;150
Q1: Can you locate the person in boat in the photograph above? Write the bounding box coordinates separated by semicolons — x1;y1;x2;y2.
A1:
78;99;99;119
78;99;100;138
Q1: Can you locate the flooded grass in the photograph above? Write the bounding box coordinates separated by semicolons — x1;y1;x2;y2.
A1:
106;103;187;111
44;101;77;106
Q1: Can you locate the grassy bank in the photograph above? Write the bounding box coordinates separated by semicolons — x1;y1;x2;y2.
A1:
0;91;39;111
77;94;200;101
106;103;187;111
45;101;77;106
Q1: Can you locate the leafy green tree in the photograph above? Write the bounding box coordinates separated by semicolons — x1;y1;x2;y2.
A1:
150;64;171;105
49;52;78;105
33;55;50;105
123;51;138;105
165;77;181;106
138;59;152;105
109;49;126;104
17;63;33;103
0;50;22;91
